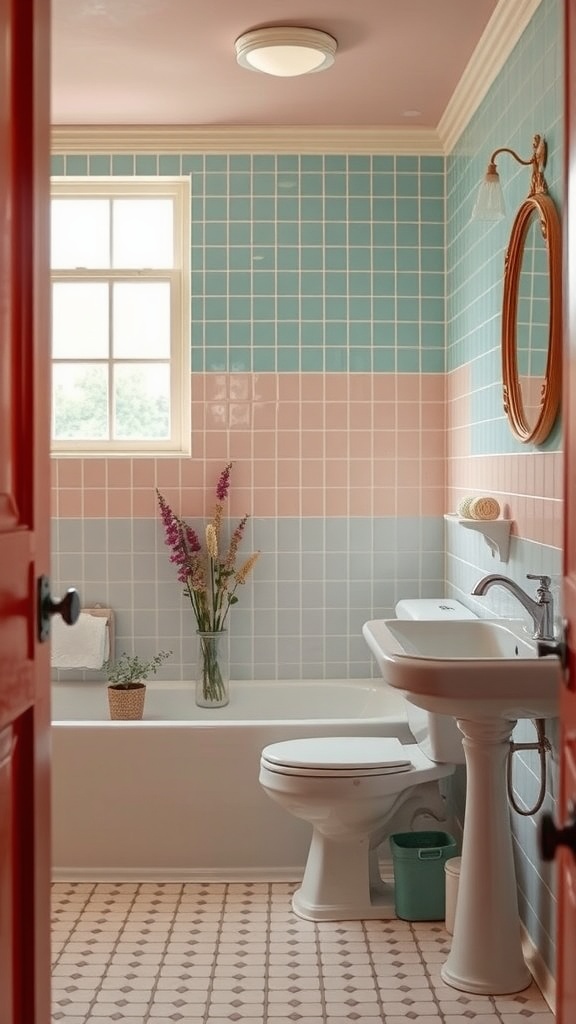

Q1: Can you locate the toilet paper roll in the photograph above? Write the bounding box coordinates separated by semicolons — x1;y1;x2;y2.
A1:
469;496;501;521
51;612;109;669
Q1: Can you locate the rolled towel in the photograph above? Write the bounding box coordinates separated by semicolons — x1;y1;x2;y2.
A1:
457;496;476;519
469;496;501;521
51;611;110;670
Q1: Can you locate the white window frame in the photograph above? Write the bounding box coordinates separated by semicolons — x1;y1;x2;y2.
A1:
50;176;191;456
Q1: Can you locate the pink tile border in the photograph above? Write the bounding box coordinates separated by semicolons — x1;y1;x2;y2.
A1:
51;371;560;541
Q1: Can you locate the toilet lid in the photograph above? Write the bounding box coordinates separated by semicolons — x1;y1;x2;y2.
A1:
261;736;413;777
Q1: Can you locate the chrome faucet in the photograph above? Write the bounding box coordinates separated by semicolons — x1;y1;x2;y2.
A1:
471;573;555;641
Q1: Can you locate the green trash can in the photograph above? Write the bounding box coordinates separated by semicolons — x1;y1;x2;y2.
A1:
390;831;458;921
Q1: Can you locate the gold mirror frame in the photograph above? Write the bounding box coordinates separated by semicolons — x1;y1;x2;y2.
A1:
501;192;562;444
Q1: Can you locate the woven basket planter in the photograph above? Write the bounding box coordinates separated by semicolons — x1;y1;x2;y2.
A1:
107;683;146;720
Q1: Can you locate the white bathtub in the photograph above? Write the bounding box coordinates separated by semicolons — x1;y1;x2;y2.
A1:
51;679;414;880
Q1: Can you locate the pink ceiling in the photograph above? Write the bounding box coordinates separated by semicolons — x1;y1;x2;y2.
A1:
51;0;498;127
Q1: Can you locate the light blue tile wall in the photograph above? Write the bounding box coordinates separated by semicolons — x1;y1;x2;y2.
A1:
445;0;563;973
51;515;445;682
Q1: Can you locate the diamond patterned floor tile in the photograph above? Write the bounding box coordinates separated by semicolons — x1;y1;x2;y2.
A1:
50;881;555;1024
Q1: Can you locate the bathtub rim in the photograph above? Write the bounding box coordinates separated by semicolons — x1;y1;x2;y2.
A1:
52;714;406;728
51;677;406;727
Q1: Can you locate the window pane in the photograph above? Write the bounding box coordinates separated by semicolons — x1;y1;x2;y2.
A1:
51;199;110;268
113;199;174;268
113;282;171;358
53;282;109;358
52;364;109;440
113;363;170;439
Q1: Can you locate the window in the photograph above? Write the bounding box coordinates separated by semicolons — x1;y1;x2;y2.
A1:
50;178;191;455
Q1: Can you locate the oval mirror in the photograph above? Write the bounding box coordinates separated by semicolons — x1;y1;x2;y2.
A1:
501;193;562;444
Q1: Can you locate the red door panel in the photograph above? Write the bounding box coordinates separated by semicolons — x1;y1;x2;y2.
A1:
0;0;52;1021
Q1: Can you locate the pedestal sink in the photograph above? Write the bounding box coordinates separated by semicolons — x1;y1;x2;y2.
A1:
362;617;560;995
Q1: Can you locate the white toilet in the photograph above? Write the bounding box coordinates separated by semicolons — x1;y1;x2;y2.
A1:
259;598;476;921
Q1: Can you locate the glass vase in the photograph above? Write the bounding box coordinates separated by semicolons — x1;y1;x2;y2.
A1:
195;630;229;708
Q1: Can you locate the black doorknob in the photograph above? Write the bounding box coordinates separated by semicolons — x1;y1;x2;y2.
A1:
540;807;576;860
37;575;81;642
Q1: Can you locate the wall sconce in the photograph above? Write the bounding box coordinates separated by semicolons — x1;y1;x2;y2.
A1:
235;27;337;77
470;133;549;222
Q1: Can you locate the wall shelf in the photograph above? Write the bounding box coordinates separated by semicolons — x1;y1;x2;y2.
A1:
444;514;513;563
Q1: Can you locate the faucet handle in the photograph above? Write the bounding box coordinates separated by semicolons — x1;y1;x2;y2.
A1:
526;573;552;590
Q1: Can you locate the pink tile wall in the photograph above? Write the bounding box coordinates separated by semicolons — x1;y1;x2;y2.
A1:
51;372;446;520
446;366;563;548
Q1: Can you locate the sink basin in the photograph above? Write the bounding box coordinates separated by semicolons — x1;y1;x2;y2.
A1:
362;617;560;719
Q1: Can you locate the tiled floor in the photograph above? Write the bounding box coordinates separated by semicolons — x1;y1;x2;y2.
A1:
51;881;554;1023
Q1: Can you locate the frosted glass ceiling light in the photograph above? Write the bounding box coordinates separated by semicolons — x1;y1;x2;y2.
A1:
470;133;548;223
235;27;337;77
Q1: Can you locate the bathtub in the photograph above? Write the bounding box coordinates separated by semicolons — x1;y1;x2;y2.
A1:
51;679;415;881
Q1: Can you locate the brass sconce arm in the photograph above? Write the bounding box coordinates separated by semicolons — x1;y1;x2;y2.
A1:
488;134;548;197
471;134;549;222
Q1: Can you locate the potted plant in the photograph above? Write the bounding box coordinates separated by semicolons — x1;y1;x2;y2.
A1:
105;650;171;720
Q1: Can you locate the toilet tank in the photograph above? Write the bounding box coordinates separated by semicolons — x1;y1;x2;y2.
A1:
394;598;476;765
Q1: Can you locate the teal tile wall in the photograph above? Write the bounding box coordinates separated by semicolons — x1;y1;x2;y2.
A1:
446;0;563;456
52;153;445;374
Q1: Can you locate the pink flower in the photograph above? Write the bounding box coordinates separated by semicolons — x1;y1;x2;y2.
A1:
216;462;232;502
157;490;202;584
156;463;259;633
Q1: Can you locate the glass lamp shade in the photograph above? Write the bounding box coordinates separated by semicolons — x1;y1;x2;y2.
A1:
235;28;337;77
470;169;506;222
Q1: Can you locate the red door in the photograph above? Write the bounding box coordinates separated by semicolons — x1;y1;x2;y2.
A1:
554;2;576;1020
0;0;52;1021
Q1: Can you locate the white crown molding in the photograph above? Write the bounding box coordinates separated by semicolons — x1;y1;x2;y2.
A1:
438;0;544;153
51;124;444;156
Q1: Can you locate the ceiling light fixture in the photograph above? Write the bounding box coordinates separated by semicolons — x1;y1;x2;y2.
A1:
235;27;337;78
470;133;549;222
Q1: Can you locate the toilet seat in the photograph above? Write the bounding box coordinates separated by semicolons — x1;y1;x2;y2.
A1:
261;736;413;778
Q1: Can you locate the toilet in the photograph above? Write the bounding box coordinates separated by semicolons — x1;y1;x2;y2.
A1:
259;598;476;921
